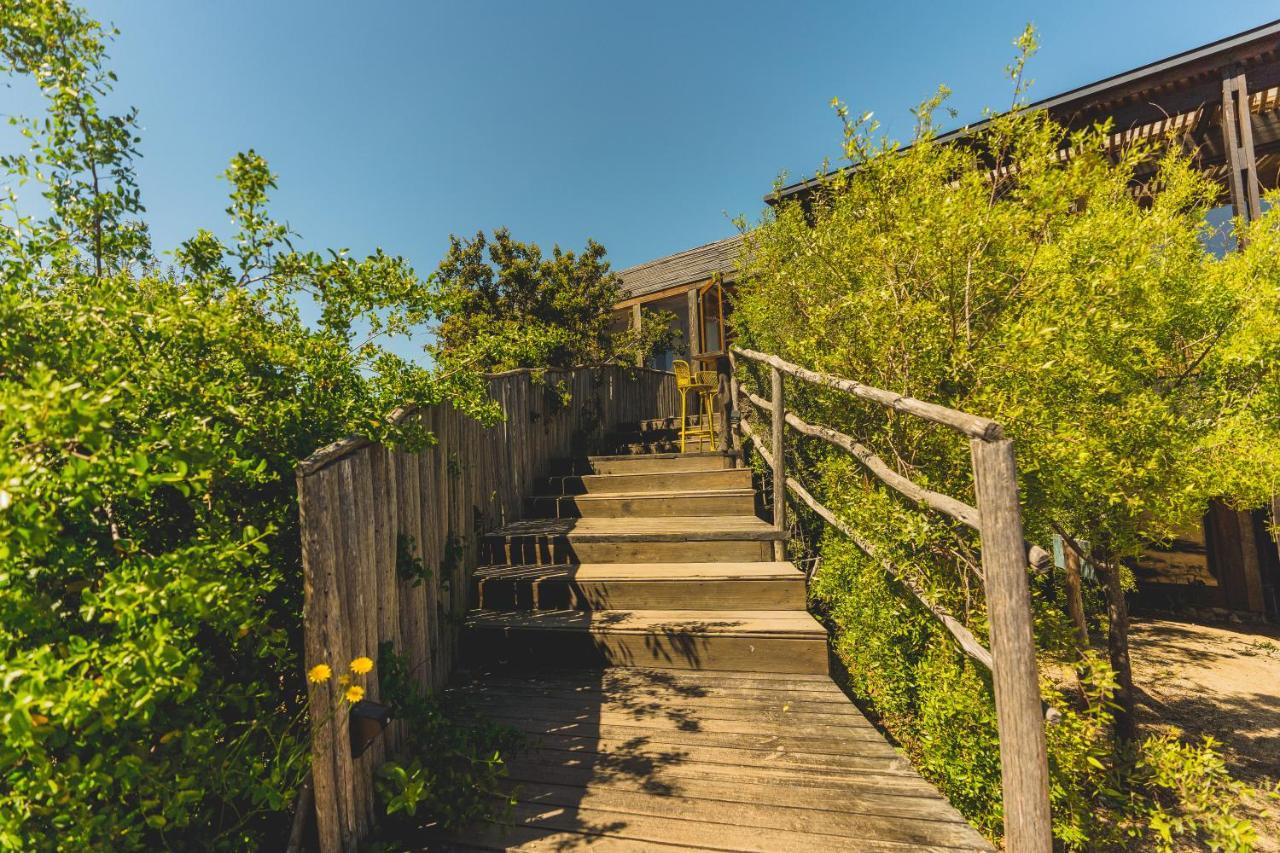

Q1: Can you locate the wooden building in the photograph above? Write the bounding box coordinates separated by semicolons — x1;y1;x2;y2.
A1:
612;19;1280;621
614;234;742;372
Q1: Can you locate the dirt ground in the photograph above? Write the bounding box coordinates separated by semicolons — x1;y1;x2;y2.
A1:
1129;617;1280;849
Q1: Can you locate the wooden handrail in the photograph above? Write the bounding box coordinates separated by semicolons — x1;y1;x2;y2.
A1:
732;346;1004;441
740;417;994;669
731;347;1051;853
739;389;1052;572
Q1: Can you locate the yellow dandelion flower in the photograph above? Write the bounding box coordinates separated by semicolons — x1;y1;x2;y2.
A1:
349;656;374;675
338;674;350;686
307;664;332;684
345;685;365;703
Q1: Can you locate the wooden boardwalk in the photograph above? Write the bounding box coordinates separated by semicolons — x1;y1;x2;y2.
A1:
422;425;992;850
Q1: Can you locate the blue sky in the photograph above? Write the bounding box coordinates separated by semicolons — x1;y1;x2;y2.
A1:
5;2;1277;280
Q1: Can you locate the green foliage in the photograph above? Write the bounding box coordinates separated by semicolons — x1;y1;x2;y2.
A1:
1126;734;1258;851
372;645;521;833
737;27;1278;849
0;2;493;848
431;228;675;372
395;533;430;586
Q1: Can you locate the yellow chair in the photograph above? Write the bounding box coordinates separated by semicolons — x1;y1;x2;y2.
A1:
674;360;718;452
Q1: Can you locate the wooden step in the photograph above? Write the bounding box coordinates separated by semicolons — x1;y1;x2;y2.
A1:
528;488;757;518
609;437;718;455
472;561;806;611
565;451;739;476
464;609;829;673
538;467;753;496
618;415;721;434
481;516;783;564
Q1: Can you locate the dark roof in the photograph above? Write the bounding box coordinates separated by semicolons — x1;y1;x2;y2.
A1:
616;234;743;301
772;18;1280;203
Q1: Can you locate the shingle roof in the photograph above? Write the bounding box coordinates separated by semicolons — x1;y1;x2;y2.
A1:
616;234;743;301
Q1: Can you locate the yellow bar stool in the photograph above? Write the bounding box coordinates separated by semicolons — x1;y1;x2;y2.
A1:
674;360;718;453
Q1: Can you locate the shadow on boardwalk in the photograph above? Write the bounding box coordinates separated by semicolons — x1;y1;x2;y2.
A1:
406;666;993;852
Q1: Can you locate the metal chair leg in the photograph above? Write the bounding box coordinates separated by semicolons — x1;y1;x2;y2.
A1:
679;388;688;453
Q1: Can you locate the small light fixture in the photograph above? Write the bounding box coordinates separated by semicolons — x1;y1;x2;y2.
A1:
349;700;393;758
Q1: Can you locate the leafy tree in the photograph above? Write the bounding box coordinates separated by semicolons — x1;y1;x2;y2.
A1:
431;228;678;372
0;2;498;849
733;27;1278;849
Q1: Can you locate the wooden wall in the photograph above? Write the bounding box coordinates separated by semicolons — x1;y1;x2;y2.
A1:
295;365;677;852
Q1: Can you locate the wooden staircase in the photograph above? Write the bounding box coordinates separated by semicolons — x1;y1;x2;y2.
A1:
433;419;993;850
465;422;829;675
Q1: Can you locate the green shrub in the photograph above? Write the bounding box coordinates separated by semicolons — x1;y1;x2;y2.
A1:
372;645;522;835
736;27;1278;849
0;3;481;848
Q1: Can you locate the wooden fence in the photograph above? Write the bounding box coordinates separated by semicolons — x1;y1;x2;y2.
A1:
729;346;1053;853
295;365;678;852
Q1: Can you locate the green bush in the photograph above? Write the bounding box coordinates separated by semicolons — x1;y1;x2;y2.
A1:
372;644;522;835
735;28;1278;849
0;3;483;848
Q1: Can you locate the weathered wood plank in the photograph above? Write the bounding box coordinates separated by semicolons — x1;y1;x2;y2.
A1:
298;470;342;853
970;438;1051;853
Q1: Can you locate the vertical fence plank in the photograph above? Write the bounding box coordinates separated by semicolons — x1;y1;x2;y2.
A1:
970;437;1052;853
298;470;342;853
322;469;359;849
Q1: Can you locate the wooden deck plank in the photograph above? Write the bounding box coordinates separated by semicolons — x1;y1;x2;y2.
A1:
446;800;989;852
451;683;861;716
500;766;957;819
458;666;839;692
474;695;882;731
502;780;989;847
505;749;942;795
472;562;803;581
496;722;897;756
466;609;826;637
486;515;785;542
506;738;914;775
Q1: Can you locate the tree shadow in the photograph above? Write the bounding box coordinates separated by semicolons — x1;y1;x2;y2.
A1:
424;666;704;849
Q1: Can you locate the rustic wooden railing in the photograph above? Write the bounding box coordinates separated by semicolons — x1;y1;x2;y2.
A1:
729;345;1053;853
295;365;678;852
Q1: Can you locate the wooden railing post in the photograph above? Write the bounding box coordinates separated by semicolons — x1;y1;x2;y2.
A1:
970;437;1051;853
771;365;786;560
727;349;742;464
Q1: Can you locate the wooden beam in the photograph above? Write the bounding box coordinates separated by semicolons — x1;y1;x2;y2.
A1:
1237;510;1266;614
613;277;718;311
969;438;1052;853
687;286;700;361
1222;69;1263;223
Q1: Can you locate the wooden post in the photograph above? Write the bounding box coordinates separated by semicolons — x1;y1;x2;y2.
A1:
728;349;741;465
1236;510;1266;615
1103;561;1136;742
630;303;643;367
771;365;786;560
687;286;700;362
1222;69;1262;225
969;438;1051;853
1063;545;1089;651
